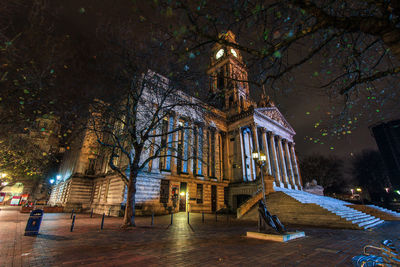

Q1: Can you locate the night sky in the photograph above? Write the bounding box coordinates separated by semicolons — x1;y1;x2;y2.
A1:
21;0;399;160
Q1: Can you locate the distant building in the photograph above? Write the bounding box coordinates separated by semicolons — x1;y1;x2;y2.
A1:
370;119;400;188
48;31;303;215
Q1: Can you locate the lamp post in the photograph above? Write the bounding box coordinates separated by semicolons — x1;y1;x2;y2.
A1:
252;151;267;204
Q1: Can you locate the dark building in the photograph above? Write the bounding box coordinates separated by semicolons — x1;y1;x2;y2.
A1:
370;119;400;188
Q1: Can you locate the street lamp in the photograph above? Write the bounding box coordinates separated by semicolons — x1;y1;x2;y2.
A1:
252;151;267;204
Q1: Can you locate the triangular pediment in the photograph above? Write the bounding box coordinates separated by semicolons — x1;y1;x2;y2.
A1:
255;107;295;134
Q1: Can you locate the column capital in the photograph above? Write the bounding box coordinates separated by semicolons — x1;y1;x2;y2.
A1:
260;127;267;133
249;122;257;128
275;135;282;141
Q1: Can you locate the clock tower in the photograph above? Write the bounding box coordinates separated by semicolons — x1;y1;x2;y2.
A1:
207;31;251;115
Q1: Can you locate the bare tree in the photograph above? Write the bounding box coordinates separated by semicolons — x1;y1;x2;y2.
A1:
152;0;400;132
89;68;205;227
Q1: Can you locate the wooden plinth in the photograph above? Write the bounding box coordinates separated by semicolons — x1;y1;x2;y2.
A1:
246;231;305;242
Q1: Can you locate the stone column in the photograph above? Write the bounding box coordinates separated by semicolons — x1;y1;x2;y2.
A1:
203;127;209;177
261;128;272;175
284;140;296;189
224;131;230;180
290;143;303;189
170;114;178;175
268;132;281;186
214;130;220;180
187;122;193;176
251;124;260;181
277;136;289;188
239;127;247;181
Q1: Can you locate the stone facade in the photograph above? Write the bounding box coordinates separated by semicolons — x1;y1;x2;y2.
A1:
49;31;302;216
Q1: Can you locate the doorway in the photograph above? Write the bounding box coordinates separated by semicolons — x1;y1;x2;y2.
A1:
211;185;217;212
179;182;187;212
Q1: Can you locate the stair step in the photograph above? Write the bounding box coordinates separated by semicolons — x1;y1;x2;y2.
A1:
363;220;385;229
343;214;372;221
351;216;376;224
358;217;381;227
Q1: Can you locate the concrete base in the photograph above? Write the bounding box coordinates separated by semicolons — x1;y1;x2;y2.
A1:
246;231;305;242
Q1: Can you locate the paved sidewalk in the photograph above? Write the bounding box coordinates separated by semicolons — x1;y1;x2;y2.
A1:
1;207;399;267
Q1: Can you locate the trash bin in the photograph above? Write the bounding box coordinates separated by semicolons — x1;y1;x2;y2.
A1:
24;209;44;236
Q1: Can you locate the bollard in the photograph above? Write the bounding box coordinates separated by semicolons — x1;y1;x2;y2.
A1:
90;208;93;218
215;212;217;222
70;209;74;219
70;215;76;232
202;212;204;223
108;207;111;217
101;213;105;230
170;212;173;225
187;211;190;224
151;212;154;226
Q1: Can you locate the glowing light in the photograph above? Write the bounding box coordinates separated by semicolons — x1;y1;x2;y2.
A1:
1;182;8;186
384;187;390;193
356;188;362;192
230;48;237;57
49;179;55;184
56;175;62;180
252;152;259;159
180;192;185;196
1;173;6;178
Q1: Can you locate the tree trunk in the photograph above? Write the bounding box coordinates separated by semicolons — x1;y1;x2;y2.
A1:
123;165;138;227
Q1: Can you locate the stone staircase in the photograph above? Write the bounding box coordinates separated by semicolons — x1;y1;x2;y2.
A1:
238;187;385;229
368;205;400;217
347;204;400;221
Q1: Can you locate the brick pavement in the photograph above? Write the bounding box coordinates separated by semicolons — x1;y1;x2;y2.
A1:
1;206;399;267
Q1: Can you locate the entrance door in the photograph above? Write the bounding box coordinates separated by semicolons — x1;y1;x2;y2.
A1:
211;185;217;212
179;182;187;212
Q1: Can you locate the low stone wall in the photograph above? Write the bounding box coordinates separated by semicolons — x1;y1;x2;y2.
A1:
20;206;64;213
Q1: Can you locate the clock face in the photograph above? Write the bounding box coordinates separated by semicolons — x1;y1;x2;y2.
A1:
230;48;237;57
215;49;224;59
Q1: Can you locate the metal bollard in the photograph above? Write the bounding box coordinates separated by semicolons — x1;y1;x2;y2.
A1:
202;212;204;223
101;213;105;230
70;209;74;219
187;212;190;224
170;212;173;225
70;215;76;232
90;208;93;218
108;207;111;217
151;212;154;226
